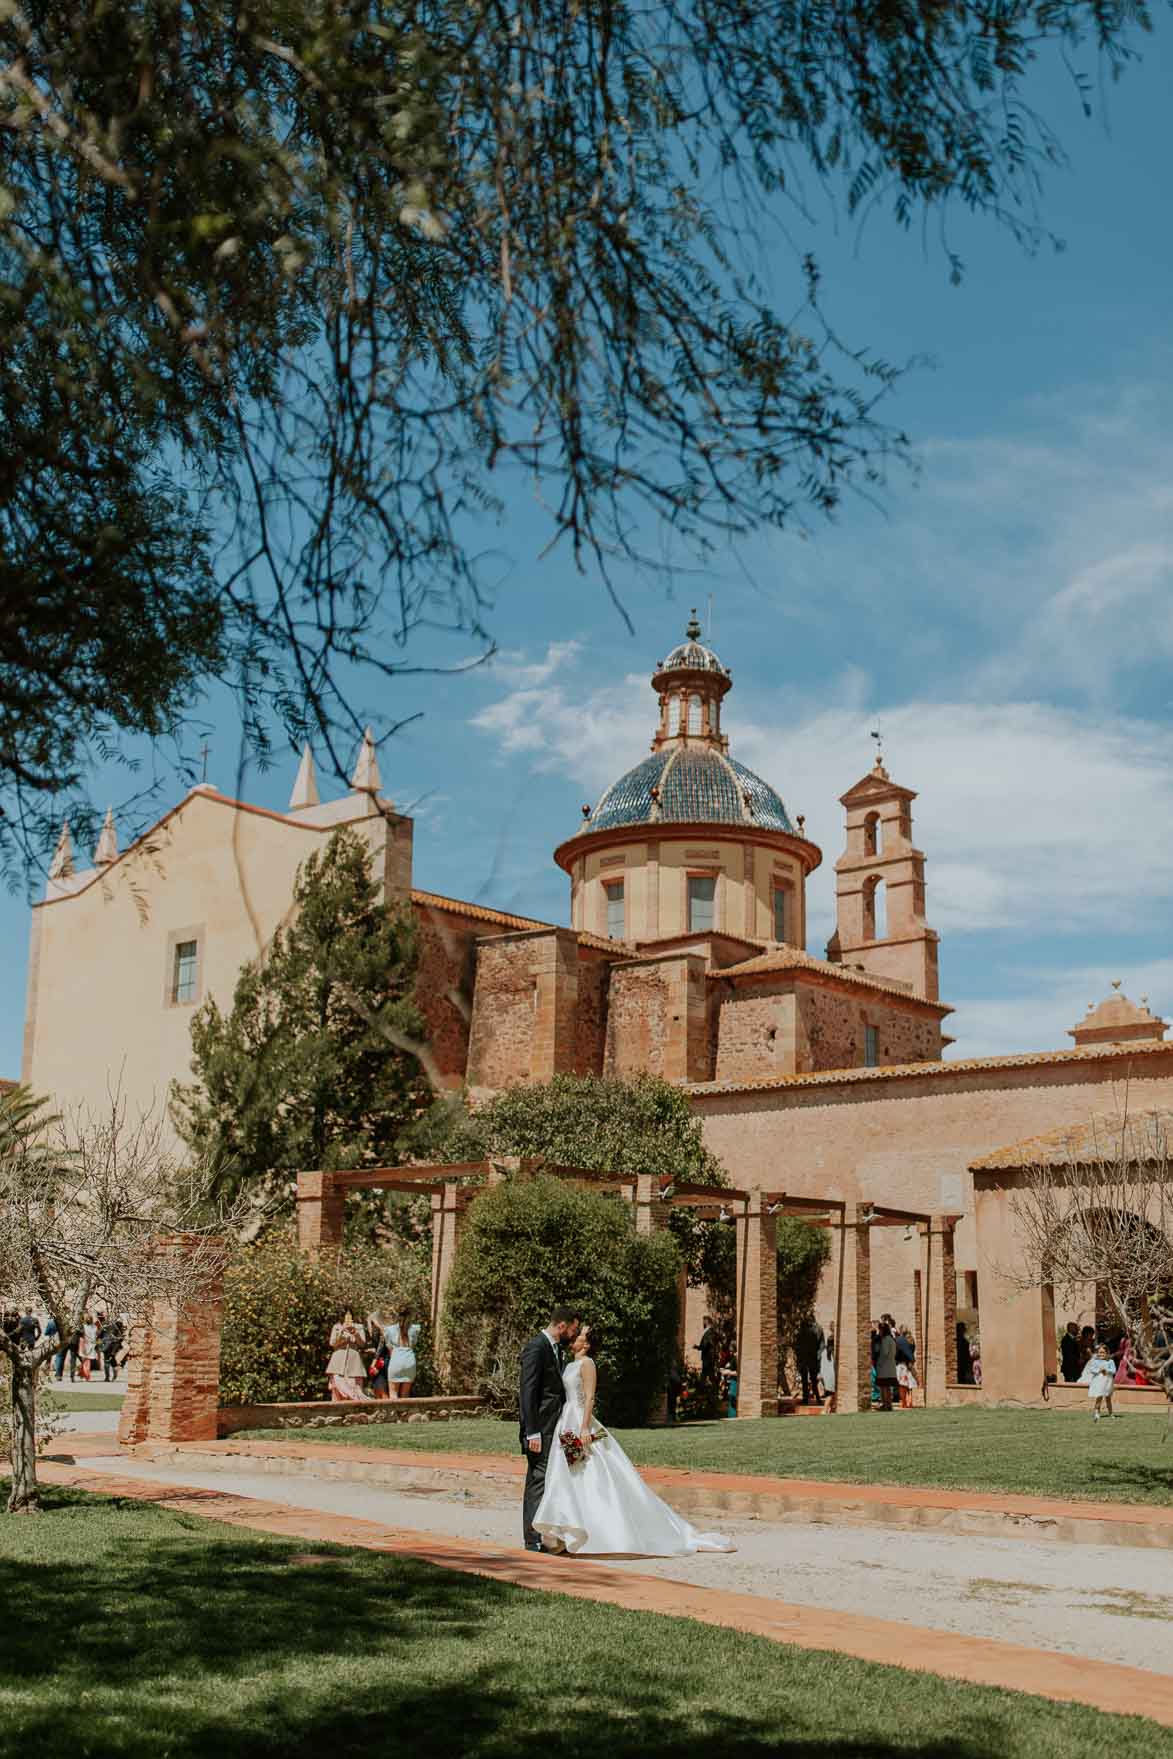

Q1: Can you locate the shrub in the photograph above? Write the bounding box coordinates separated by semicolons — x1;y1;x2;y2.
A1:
443;1174;683;1427
219;1231;433;1405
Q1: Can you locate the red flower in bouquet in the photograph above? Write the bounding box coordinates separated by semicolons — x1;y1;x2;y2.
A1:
559;1430;588;1468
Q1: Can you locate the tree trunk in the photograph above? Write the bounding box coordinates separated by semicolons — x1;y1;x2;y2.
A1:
7;1360;40;1514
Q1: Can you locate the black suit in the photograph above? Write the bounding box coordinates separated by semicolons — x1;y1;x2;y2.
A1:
518;1332;566;1547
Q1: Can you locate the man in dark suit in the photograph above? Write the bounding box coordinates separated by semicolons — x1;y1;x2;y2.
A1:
519;1305;581;1551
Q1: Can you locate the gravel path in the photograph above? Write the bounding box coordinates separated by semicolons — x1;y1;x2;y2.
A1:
74;1450;1173;1675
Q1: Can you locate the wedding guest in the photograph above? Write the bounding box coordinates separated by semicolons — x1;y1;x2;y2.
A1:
666;1350;684;1423
1078;1325;1096;1371
386;1307;421;1400
99;1315;124;1382
874;1320;898;1411
955;1321;974;1385
366;1311;390;1400
696;1316;718;1386
896;1356;919;1409
17;1310;41;1348
795;1313;824;1405
1081;1340;1118;1421
326;1308;371;1402
1060;1321;1082;1382
819;1327;836;1406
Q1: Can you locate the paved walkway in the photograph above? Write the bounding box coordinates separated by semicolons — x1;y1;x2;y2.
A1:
40;1432;1173;1729
130;1433;1173;1548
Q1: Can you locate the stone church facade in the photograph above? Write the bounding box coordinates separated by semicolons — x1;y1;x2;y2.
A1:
19;615;1173;1403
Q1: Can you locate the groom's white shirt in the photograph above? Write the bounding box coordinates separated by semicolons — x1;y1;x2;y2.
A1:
525;1328;562;1445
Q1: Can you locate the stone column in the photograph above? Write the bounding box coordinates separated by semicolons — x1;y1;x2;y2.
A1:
735;1190;778;1419
118;1237;225;1445
921;1215;957;1404
296;1169;345;1257
833;1204;873;1413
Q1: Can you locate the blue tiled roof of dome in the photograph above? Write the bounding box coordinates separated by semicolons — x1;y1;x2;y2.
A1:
581;747;794;835
660;638;727;675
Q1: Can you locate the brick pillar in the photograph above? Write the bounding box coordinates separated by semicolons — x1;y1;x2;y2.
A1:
833;1204;873;1412
921;1215;957;1405
117;1237;225;1445
663;955;710;1083
296;1169;344;1257
430;1181;467;1386
735;1190;778;1419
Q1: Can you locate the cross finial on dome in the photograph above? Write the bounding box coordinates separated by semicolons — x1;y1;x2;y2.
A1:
685;608;702;640
1111;978;1122;991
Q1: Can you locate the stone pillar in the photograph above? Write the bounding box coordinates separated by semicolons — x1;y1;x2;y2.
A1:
735;1190;778;1419
531;929;580;1079
971;1173;1051;1402
118;1237;225;1446
833;1204;873;1412
663;954;711;1083
296;1169;344;1257
921;1215;957;1405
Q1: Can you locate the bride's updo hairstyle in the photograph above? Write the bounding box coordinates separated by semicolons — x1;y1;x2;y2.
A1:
580;1324;600;1358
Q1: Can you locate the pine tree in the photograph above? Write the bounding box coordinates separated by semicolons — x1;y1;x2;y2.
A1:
173;828;428;1208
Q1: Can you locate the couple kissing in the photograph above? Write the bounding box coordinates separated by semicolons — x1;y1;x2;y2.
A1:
518;1305;734;1559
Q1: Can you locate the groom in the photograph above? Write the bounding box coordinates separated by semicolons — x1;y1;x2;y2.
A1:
519;1305;581;1551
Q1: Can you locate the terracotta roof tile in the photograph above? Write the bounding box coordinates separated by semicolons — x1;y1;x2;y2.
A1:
969;1110;1173;1171
709;945;949;1010
688;1039;1173;1098
411;890;631;955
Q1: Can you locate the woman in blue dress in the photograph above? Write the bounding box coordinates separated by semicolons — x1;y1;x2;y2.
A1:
385;1306;422;1400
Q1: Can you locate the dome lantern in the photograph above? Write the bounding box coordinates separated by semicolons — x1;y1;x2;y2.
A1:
650;609;733;753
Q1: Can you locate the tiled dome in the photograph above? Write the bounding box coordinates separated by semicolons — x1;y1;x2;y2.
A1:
581;746;794;835
656;609;730;677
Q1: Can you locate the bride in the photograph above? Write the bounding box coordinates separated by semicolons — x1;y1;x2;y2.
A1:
533;1324;734;1557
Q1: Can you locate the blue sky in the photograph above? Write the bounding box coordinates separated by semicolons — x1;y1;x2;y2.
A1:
5;33;1172;1073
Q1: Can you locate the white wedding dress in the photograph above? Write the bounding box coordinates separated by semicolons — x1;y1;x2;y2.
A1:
533;1360;734;1556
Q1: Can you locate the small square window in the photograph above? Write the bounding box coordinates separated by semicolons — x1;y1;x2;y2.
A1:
772;887;787;943
864;1024;880;1068
604;881;625;940
687;875;716;933
172;939;199;1004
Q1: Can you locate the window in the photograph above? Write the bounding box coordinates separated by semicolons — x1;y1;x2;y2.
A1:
864;1025;880;1067
172;939;199;1004
863;875;886;940
864;811;882;856
772;886;787;944
687;693;703;734
604;881;625;940
687;874;716;932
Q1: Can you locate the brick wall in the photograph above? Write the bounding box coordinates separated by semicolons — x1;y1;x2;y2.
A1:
574;951;610;1075
605;955;709;1081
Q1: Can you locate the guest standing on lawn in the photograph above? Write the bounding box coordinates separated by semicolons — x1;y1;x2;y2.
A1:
326;1309;371;1402
386;1307;421;1400
874;1320;898;1411
366;1311;390;1399
1081;1340;1119;1421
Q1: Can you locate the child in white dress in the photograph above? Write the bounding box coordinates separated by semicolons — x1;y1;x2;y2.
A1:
1081;1341;1118;1420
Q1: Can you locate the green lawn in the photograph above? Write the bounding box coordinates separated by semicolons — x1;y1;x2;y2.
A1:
0;1485;1167;1759
247;1407;1173;1505
44;1390;124;1413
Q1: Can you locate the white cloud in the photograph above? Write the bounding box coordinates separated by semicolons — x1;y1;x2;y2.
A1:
471;654;1173;970
948;960;1173;1061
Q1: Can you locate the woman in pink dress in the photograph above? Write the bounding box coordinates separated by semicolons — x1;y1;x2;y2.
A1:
326;1309;371;1402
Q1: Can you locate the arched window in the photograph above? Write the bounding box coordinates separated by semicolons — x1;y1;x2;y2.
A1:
674;694;687;733
863;875;887;941
687;693;703;734
864;811;882;856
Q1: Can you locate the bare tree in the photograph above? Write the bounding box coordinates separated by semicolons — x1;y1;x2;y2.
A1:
1008;1110;1173;1420
0;1086;240;1513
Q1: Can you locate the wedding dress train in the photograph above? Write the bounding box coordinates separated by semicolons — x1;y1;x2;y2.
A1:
533;1360;734;1556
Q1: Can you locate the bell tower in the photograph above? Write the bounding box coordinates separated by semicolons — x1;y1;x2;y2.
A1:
826;756;940;1001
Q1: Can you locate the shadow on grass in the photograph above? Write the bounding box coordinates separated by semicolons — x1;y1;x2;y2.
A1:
0;1489;1158;1759
1080;1457;1173;1501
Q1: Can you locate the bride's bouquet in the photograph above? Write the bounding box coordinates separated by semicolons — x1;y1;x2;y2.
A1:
559;1429;590;1468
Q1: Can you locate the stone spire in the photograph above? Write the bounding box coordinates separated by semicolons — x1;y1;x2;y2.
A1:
93;806;118;866
48;819;75;880
288;742;320;810
350;727;382;794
